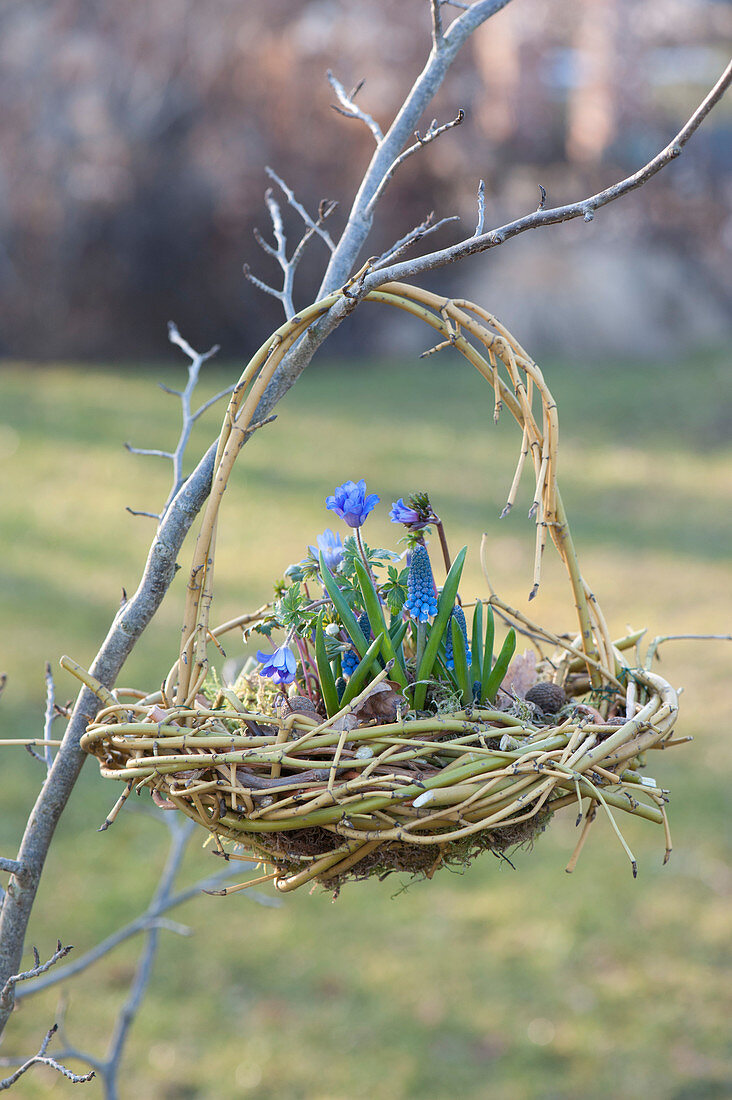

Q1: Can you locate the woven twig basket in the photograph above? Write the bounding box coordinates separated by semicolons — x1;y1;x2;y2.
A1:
67;283;680;892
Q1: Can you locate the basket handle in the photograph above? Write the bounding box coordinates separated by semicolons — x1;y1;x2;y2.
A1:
170;282;609;705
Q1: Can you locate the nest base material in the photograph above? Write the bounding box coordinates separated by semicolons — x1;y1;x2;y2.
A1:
250;819;548;893
75;663;679;893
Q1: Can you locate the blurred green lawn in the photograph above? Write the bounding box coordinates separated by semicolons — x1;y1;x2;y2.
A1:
0;351;730;1099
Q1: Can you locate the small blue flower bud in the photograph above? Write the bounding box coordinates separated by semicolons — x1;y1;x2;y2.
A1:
445;605;470;670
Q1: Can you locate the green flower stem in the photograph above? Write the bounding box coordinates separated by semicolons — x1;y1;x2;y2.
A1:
433;515;452;575
355;528;374;581
415;620;427;672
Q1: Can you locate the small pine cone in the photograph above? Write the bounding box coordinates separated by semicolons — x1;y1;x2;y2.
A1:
525;682;567;714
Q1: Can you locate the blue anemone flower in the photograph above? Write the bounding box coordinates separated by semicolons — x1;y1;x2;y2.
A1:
390;499;422;526
256;645;297;685
403;544;438;622
309;528;344;572
326;480;380;528
445;605;470;670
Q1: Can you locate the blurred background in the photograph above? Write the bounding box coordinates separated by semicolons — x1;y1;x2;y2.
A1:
1;0;731;361
1;2;731;1098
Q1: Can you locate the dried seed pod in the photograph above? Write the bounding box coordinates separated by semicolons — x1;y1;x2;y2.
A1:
276;694;322;719
525;682;567;713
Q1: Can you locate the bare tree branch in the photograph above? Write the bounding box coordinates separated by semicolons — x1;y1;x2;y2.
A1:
474;179;486;235
15;860;273;1000
264;167;336;252
430;0;444;49
0;1025;95;1090
191;386;239;422
250;180;338;319
368;58;732;285
101;818;191;1082
126;324;227;522
0;861;21;878
372;212;460;270
1;941;72;1013
125;507;161;521
327;71;383;143
124;444;174;460
318;0;512;292
365;108;465;217
42;663;56;772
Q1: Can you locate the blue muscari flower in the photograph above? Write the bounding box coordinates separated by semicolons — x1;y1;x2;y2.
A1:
403;544;438;623
342;613;370;677
309;528;344;572
445;605;470;670
326;479;380;528
256;644;297;685
341;648;359;677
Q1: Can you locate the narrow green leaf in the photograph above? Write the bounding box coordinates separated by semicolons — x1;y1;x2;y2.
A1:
484;604;495;680
315;614;340;718
451;616;472;706
413;546;468;711
340;632;385;707
319;553;379;675
471;601;483;683
390;619;409;650
481;627;516;704
353;559;408;689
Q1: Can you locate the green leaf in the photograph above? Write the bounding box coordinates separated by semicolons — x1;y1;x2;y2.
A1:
484;604;495;679
389;619;409;650
353;558;408;689
340;632;385;708
471;601;483;683
413;546;468;711
315;614;340;718
451;616;473;706
481;627;516;704
319;553;380;677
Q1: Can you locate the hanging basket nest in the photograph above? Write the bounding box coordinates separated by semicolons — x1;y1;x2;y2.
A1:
67;283;681;894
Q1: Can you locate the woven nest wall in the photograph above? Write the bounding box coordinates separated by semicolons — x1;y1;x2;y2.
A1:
66;283;681;894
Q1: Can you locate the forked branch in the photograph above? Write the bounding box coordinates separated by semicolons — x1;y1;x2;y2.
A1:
327;71;383;142
247;170;338;318
0;1025;95;1090
125;323;229;521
